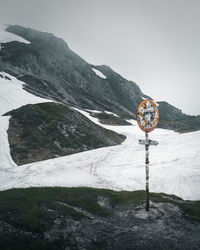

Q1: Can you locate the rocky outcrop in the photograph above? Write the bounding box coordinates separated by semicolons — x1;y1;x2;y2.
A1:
0;187;199;250
5;102;125;165
158;102;200;132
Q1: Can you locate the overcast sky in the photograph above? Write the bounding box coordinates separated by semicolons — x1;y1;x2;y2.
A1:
0;0;200;115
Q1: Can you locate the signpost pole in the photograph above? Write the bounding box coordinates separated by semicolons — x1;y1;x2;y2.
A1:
137;99;159;212
145;132;150;211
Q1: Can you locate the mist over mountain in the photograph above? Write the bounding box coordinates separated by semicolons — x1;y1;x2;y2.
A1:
1;25;199;133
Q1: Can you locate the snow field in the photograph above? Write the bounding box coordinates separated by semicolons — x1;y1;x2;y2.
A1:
0;72;200;200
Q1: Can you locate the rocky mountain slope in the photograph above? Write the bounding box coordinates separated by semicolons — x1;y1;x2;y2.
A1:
5;102;125;165
0;25;199;132
158;101;200;132
0;25;200;250
0;187;199;250
0;25;144;116
0;72;126;166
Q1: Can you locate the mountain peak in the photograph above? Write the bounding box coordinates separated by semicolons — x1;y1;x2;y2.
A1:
6;25;69;52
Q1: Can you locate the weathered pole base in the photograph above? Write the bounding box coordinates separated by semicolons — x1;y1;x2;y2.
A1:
146;188;150;211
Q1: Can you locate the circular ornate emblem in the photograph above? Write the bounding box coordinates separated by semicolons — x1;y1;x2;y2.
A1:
136;99;159;132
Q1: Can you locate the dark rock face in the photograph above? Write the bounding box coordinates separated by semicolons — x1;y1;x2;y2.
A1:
158;102;200;132
0;187;199;250
45;202;200;250
4;102;125;165
0;25;146;117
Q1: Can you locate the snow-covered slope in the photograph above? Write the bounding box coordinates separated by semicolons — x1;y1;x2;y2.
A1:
0;25;30;45
0;72;49;115
0;72;52;168
0;72;200;201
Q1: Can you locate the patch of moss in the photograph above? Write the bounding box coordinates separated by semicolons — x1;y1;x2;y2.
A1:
0;187;112;233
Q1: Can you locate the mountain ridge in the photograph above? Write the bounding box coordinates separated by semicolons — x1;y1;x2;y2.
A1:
0;24;200;133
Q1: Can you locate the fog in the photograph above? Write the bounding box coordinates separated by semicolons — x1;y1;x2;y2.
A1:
0;0;200;115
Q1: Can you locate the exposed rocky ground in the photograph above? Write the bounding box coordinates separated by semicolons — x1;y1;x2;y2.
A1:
158;101;200;132
4;102;125;165
0;187;199;250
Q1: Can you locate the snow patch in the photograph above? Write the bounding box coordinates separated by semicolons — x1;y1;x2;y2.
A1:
0;116;17;169
86;109;119;117
0;72;52;115
104;111;119;117
0;25;30;45
153;100;160;106
92;68;107;79
85;109;101;113
140;96;146;100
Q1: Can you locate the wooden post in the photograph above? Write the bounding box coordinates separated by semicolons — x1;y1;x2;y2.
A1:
145;132;150;211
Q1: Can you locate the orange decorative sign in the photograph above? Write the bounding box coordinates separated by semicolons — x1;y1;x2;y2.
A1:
136;99;159;133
